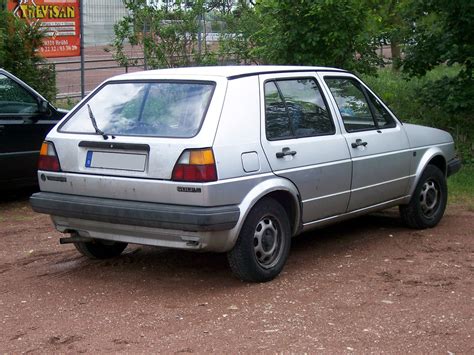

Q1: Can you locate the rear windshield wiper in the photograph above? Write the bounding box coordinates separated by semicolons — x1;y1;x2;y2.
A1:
87;104;114;140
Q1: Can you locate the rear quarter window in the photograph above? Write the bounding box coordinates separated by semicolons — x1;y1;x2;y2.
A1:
59;81;215;138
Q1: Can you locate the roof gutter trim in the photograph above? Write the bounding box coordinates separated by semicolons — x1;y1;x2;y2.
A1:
227;68;348;80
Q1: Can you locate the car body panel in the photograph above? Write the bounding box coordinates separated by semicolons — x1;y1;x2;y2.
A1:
0;69;67;189
403;123;456;197
212;75;272;180
50;76;228;182
317;71;412;211
258;72;352;222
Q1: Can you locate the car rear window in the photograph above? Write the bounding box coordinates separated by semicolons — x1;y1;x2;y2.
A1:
59;81;215;138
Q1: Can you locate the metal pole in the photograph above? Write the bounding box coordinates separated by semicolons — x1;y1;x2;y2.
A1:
143;20;148;70
79;0;85;98
197;13;202;58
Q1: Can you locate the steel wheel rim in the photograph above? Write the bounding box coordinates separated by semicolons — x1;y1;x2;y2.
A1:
253;215;283;269
419;179;440;218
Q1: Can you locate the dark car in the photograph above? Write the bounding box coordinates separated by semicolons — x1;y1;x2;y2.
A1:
0;69;68;189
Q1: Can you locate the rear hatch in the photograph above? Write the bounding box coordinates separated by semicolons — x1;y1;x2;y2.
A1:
42;76;227;204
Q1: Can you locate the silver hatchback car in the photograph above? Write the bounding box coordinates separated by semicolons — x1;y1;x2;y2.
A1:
31;66;461;282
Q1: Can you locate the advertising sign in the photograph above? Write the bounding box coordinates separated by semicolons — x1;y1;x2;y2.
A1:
7;0;81;58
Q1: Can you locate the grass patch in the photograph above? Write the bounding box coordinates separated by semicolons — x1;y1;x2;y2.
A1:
448;165;474;210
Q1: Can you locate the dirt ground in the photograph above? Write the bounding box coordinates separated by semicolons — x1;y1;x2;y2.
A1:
0;191;472;353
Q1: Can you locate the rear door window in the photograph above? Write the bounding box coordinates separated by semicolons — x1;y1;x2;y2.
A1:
60;81;215;138
264;78;334;140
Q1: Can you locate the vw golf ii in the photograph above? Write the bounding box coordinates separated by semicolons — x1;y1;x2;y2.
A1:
30;66;461;282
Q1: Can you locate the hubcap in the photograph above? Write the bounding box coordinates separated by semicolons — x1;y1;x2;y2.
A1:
419;179;440;217
253;216;282;268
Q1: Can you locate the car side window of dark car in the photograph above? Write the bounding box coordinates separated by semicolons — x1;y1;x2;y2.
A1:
325;77;396;132
264;78;335;140
0;74;38;115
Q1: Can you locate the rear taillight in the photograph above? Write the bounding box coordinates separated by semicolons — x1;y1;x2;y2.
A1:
38;141;61;172
172;148;217;182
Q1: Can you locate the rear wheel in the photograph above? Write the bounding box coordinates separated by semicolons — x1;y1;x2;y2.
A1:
399;165;447;229
74;239;128;259
227;197;291;282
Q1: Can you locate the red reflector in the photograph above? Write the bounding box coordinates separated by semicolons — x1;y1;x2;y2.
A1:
38;155;61;172
172;164;217;182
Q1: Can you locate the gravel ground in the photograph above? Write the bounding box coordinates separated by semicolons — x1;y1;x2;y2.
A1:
0;193;472;353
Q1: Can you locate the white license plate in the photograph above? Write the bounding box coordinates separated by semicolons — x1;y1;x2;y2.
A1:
85;151;147;171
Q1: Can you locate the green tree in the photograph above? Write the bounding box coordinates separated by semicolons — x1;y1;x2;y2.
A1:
113;0;218;69
250;0;382;74
0;10;56;101
401;0;473;115
366;0;410;69
402;0;473;79
217;1;260;64
400;0;473;161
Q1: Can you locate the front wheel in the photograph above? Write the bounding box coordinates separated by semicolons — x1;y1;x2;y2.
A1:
74;239;128;259
227;197;291;282
399;165;447;229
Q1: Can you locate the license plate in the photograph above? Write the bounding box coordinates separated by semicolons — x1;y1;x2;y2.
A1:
85;151;147;171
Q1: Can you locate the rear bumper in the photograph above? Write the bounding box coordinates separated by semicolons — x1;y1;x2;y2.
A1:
447;158;462;177
30;192;240;232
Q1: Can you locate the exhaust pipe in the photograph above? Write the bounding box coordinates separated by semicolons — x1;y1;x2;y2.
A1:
59;232;93;244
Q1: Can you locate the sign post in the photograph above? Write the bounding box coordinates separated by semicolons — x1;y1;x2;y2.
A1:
79;0;84;98
7;0;81;58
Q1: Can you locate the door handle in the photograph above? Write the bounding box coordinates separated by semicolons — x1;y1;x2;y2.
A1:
276;147;297;158
351;139;368;148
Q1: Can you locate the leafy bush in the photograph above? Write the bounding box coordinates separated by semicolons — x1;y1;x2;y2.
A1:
113;1;216;69
395;0;474;164
361;67;474;164
0;10;56;101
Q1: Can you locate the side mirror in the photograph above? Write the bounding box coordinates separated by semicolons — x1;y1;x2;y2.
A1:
37;99;50;114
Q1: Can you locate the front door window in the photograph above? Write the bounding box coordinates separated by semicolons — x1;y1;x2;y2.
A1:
0;74;38;114
324;77;395;132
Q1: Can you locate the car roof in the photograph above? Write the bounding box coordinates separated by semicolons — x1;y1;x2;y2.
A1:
109;65;347;81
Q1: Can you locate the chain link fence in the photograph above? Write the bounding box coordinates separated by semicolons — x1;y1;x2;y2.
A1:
41;0;146;100
43;0;232;101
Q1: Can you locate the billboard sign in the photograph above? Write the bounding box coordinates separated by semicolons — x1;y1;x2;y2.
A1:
7;0;81;58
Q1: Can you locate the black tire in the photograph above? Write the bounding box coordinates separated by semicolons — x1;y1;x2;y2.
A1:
227;197;291;282
74;239;128;259
399;165;447;229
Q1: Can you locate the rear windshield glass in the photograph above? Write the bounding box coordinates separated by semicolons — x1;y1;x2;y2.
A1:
60;81;215;138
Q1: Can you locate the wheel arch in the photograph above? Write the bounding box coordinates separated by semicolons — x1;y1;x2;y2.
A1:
264;189;301;237
409;148;447;198
427;155;447;176
225;177;302;251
